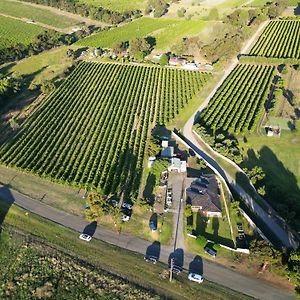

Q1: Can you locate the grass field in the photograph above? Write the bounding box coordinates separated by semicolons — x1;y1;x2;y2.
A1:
78;0;147;12
77;17;178;48
76;17;207;51
249;0;299;6
0;230;160;299
0;62;211;199
8;46;74;85
0;0;78;29
0;203;252;300
0;15;45;49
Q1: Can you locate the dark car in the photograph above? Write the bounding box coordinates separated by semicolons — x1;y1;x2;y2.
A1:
171;264;182;274
188;148;196;156
144;255;158;264
204;247;217;257
149;220;157;232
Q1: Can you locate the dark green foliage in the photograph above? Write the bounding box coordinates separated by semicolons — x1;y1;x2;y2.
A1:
145;0;168;17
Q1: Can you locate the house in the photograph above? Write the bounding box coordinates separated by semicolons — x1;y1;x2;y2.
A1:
168;158;187;173
161;140;174;158
186;175;222;217
153;53;162;60
169;57;187;66
181;62;199;71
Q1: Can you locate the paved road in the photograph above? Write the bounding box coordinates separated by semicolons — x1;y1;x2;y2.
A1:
0;185;294;300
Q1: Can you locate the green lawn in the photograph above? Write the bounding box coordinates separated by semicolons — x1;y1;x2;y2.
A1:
8;46;75;85
76;17;178;48
154;19;207;51
78;0;147;12
0;15;45;49
238;125;300;228
76;17;208;51
0;203;252;300
0;0;78;29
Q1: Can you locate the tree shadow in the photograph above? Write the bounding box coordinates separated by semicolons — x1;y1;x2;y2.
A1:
0;185;15;233
189;255;203;275
82;221;97;237
145;36;156;48
145;241;161;259
195;213;208;236
212;217;219;239
243;147;300;230
294;4;300;15
143;173;156;205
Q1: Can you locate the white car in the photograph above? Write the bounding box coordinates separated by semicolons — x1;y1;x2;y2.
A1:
122;215;130;222
79;233;92;242
188;273;203;283
121;203;133;210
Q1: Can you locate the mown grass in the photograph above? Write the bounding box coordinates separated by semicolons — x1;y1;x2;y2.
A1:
0;203;252;300
0;0;78;29
76;17;178;48
0;15;45;49
78;0;147;12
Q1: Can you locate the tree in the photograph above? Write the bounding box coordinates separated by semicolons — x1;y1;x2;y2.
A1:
159;53;169;66
177;7;186;18
85;193;111;221
184;204;192;218
112;42;125;55
147;137;161;156
208;8;219;20
128;37;151;59
40;81;55;94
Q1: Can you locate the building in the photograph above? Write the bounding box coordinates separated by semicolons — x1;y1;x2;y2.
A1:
161;140;174;158
169;57;187;66
168;158;187;173
181;62;199;71
186;175;222;217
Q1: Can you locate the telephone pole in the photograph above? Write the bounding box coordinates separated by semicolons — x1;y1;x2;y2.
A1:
169;257;174;282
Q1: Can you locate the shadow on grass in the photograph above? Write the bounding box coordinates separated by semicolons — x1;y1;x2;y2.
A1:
242;146;300;231
0;185;15;233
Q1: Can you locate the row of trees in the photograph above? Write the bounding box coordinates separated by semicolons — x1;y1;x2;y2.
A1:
21;0;141;24
200;64;276;134
249;20;300;59
0;62;209;199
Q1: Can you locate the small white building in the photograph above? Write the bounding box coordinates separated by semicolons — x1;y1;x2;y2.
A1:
168;158;187;173
148;156;156;168
181;62;199;71
153;54;162;60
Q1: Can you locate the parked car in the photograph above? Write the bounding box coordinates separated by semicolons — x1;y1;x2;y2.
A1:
237;223;244;232
166;196;172;206
110;199;119;208
167;187;172;197
171;265;182;274
149;220;157;232
144;255;158;264
121;203;132;210
79;233;92;242
188;148;196;156
204;247;217;257
188;273;203;283
122;215;130;222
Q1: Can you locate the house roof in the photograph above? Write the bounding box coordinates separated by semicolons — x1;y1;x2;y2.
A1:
161;146;174;158
186;175;221;213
